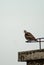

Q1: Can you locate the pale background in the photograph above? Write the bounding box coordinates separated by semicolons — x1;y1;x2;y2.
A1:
0;0;44;65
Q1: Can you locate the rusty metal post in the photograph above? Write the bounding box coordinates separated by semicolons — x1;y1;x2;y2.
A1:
18;49;44;65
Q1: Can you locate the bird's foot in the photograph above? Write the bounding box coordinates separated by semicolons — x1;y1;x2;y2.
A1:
25;40;31;43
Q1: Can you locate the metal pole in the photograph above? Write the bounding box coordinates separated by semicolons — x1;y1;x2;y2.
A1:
39;38;41;50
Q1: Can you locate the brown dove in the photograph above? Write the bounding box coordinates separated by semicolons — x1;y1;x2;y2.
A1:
24;30;37;42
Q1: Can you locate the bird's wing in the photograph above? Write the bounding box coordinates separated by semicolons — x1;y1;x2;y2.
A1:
27;32;36;39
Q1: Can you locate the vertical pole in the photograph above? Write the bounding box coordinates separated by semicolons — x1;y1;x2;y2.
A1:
39;38;41;50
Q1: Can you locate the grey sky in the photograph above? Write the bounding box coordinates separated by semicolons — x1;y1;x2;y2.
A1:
0;0;44;65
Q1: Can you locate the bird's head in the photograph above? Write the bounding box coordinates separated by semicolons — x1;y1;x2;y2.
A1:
24;30;27;33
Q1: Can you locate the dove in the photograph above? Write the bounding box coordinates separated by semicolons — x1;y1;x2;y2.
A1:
24;30;37;42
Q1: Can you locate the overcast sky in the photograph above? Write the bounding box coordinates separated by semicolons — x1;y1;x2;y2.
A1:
0;0;44;65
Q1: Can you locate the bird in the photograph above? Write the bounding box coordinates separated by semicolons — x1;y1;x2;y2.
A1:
24;30;37;42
